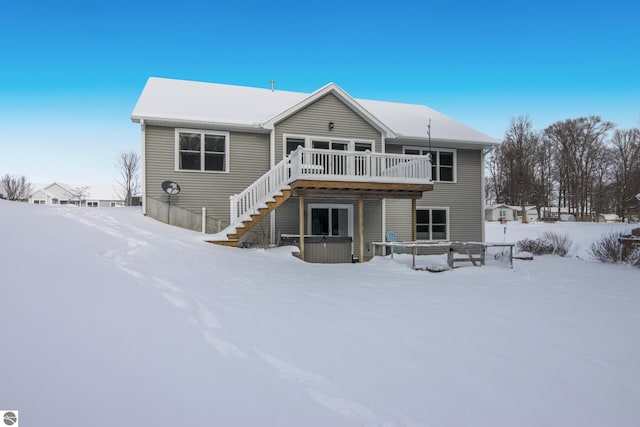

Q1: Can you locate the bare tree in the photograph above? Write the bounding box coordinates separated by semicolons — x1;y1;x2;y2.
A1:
544;116;613;220
116;151;141;206
70;186;90;206
1;174;32;201
610;128;640;220
494;116;540;222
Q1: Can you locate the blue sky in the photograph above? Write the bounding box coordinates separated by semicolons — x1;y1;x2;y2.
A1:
1;0;638;184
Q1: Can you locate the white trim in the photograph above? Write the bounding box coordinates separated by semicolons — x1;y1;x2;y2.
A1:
141;119;147;215
270;130;275;168
403;146;457;183
174;128;230;173
86;200;99;208
481;148;487;241
415;206;450;241
270;127;277;245
283;134;376;160
381;199;386;242
262;83;397;138
307;203;353;238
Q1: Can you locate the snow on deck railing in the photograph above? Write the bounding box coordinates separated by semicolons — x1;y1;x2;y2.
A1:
289;147;432;182
229;156;290;230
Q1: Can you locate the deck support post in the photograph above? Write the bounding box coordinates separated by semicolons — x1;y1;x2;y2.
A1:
299;195;305;261
359;195;364;263
411;198;417;241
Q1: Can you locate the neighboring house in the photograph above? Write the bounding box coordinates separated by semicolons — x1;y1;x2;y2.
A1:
29;183;125;207
513;205;539;222
131;77;499;261
559;213;577;222
597;213;620;223
485;204;516;222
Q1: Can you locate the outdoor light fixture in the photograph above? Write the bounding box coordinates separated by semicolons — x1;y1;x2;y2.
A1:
328;122;334;130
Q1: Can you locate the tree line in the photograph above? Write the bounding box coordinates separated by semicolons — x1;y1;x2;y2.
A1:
487;116;640;221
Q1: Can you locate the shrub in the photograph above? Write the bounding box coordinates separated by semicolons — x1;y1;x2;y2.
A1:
589;232;640;267
542;231;574;257
516;238;554;255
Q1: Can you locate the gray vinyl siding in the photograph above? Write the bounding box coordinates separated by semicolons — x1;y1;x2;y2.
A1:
274;93;382;162
385;148;483;243
275;197;382;261
144;125;271;233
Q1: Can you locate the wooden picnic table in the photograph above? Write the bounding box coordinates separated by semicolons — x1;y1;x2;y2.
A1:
370;241;515;269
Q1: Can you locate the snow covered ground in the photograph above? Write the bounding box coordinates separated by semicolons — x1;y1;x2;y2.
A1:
1;200;639;427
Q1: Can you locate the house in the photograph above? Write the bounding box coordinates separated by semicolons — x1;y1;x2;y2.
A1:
485;204;516;222
597;213;620;223
513;205;539;222
131;77;499;262
29;183;125;207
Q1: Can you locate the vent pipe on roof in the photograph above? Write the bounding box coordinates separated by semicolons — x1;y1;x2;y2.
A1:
270;80;275;92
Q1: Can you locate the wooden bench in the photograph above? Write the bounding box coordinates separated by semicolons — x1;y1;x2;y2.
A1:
447;242;486;268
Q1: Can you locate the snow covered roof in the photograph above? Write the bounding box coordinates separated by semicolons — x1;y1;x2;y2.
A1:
83;185;122;201
599;213;620;220
131;77;499;146
485;204;513;210
30;183;123;201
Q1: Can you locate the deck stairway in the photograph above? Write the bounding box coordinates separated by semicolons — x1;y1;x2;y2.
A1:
208;156;291;247
208;147;433;247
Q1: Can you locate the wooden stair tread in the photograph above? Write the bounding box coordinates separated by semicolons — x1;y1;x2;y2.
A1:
226;188;293;241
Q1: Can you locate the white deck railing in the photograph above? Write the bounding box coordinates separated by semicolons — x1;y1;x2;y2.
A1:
227;148;431;235
229;156;290;227
290;147;432;183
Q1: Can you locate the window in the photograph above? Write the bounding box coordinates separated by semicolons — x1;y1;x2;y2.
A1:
176;129;229;172
33;200;45;205
312;139;348;151
308;204;352;237
416;208;449;240
354;141;373;176
87;201;98;207
283;135;375;157
286;137;305;155
403;147;456;182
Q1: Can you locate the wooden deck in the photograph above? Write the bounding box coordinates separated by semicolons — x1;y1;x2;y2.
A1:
289;179;432;199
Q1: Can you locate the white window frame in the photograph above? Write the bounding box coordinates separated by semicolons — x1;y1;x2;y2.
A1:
175;128;230;173
416;207;450;241
307;203;353;237
283;134;375;158
403;146;457;183
87;201;99;207
33;199;45;205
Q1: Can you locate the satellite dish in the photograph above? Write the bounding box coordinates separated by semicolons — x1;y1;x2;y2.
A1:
162;181;181;195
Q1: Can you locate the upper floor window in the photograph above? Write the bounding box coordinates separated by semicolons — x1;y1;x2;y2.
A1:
284;135;375;157
403;147;456;182
176;129;229;172
286;137;306;155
